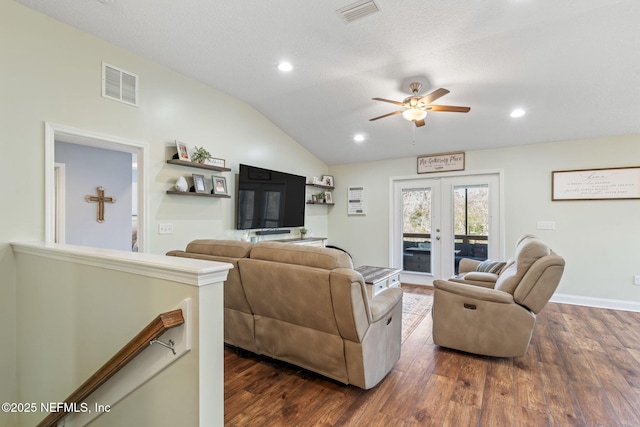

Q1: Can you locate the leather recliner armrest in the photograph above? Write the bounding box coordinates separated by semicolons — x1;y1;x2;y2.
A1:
448;271;499;288
457;258;482;273
368;288;403;323
434;280;513;304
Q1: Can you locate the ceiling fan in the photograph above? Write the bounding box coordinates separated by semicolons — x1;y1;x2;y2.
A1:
369;82;470;127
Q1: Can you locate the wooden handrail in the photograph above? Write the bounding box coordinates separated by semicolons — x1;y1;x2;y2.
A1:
37;309;184;427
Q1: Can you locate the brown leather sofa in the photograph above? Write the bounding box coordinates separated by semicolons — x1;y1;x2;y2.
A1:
167;240;403;389
432;235;565;357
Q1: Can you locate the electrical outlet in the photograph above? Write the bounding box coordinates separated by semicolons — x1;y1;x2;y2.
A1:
634;275;640;286
536;220;556;230
158;223;173;235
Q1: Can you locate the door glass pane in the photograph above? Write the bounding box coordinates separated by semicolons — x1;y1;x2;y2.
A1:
453;185;489;273
402;188;432;273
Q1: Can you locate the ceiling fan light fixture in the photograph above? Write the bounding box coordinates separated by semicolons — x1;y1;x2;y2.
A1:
402;108;427;122
277;61;293;72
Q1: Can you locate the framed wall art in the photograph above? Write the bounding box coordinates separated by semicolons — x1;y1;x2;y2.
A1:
418;152;465;174
552;166;640;200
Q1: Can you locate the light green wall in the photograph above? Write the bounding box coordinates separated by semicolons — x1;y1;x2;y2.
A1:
328;134;640;302
0;1;327;423
13;251;206;427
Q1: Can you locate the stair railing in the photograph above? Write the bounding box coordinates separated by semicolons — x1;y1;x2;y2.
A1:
37;308;184;427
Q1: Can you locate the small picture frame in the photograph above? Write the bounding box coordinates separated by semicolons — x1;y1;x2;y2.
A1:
322;175;334;187
205;157;226;168
325;191;333;204
212;175;228;195
311;194;318;203
192;173;206;193
176;140;190;161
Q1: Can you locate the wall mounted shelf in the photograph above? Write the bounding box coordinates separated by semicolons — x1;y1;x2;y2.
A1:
306;182;335;205
166;159;231;172
166;190;230;198
306;183;334;190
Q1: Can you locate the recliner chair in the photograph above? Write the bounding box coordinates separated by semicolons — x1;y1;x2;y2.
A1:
432;235;565;357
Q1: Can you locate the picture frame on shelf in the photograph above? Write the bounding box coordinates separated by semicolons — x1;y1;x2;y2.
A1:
311;195;318;203
205;157;226;168
192;173;207;193
212;175;228;195
176;140;190;161
325;191;333;204
322;175;334;187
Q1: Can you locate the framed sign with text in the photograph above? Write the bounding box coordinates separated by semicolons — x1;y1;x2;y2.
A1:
552;166;640;200
417;152;465;174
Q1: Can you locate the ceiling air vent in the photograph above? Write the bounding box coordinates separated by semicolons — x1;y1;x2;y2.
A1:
102;62;138;107
337;0;380;23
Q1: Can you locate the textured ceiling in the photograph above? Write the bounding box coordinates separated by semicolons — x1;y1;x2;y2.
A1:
15;0;640;165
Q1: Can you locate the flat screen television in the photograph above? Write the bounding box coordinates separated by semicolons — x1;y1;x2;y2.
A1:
236;164;306;230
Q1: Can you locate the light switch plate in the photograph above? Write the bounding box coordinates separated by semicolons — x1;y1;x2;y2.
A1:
536;221;556;230
158;223;173;234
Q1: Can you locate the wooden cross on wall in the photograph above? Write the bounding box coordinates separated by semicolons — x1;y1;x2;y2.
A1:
85;186;116;223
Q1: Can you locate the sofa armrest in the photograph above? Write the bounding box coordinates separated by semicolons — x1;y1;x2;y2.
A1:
369;288;403;323
458;258;482;274
434;280;513;304
461;271;498;282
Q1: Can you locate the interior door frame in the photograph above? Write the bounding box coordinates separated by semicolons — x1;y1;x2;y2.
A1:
54;162;66;243
390;169;505;285
44;122;149;252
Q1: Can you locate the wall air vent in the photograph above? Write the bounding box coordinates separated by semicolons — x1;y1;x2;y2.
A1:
102;62;138;107
337;0;380;23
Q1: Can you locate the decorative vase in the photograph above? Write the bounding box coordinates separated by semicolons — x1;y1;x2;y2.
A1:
175;176;188;192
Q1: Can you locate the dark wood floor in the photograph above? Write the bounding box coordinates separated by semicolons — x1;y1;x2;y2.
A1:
224;285;640;426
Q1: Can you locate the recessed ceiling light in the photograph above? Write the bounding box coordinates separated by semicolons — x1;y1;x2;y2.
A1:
277;61;293;72
510;108;526;118
353;134;365;142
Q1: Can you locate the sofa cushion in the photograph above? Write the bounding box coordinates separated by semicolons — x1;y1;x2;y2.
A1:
249;242;353;270
185;239;253;258
476;259;507;274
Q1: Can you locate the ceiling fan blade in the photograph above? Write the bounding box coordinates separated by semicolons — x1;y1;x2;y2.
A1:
372;97;404;106
427;105;471;113
369;110;404;121
414;119;426;127
420;88;450;105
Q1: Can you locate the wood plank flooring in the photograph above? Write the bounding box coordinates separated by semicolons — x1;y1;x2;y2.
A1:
224;285;640;426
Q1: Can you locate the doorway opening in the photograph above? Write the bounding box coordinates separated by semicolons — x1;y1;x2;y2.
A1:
45;123;148;252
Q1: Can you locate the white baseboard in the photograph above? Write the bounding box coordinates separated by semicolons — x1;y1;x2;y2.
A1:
551;293;640;312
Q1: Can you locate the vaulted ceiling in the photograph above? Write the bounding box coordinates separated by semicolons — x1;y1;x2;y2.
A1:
16;0;640;165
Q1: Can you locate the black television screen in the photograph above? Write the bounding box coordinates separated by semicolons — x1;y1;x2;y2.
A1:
236;164;306;230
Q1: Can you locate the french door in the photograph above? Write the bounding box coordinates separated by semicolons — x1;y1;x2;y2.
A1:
391;172;502;285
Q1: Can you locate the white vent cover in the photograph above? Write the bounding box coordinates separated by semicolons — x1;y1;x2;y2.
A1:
337;0;380;23
102;62;138;106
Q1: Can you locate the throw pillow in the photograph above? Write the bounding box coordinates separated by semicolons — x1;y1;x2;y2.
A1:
476;259;506;274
